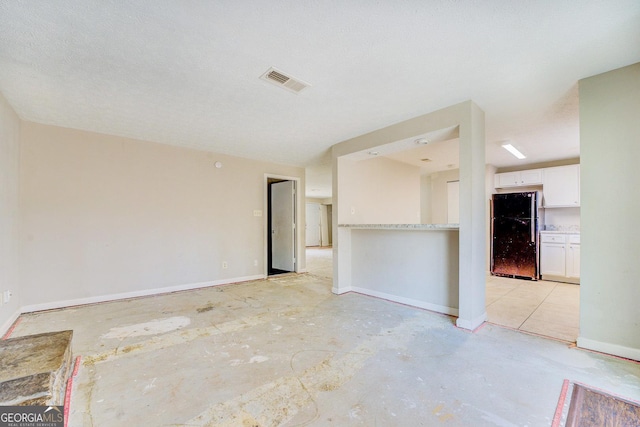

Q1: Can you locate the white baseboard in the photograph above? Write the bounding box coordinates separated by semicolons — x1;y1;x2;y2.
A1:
540;274;580;285
350;286;459;316
332;286;352;295
577;336;640;362
1;309;21;338
21;274;265;314
456;312;487;331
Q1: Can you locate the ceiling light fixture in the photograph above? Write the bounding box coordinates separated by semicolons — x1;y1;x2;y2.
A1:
367;151;379;156
415;137;430;145
501;143;526;160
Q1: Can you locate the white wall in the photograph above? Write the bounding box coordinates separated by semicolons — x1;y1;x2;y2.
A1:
0;93;21;331
419;174;432;224
351;229;459;313
337;156;420;224
305;198;331;246
578;62;640;360
19;122;305;310
306;197;332;205
423;169;460;224
543;207;580;231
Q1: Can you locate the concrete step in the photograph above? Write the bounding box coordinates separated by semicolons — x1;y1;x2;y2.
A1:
0;330;73;406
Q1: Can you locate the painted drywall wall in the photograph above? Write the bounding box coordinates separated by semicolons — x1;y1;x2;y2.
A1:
19;122;305;309
305;198;333;246
543;207;580;231
425;169;460;224
578;62;640;360
419;174;432;224
0;93;21;331
351;229;459;313
305;197;332;205
337;156;420;224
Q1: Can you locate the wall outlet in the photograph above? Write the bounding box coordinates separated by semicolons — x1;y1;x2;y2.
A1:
351;207;355;215
253;210;262;217
2;290;11;304
222;261;228;269
254;260;258;267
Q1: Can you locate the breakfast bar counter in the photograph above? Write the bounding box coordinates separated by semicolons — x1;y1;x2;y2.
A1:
334;224;460;315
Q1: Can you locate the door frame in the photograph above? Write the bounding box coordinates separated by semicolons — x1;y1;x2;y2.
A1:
264;174;303;276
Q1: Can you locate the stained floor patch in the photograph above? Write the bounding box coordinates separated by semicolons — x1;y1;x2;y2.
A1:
101;316;191;339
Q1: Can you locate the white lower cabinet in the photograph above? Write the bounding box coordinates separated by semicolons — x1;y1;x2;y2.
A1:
541;242;566;276
566;235;581;280
540;233;580;283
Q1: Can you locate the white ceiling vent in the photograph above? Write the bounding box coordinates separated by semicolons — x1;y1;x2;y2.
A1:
260;67;310;94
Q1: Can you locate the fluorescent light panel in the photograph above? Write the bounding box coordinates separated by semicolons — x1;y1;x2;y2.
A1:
501;143;526;159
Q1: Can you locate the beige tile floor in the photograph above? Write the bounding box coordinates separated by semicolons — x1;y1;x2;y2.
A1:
486;275;580;342
307;248;581;343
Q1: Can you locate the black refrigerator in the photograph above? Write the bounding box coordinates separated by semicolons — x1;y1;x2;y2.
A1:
491;191;541;280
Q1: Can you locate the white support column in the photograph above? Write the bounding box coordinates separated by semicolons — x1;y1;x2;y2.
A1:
332;153;352;294
333;226;352;294
456;101;487;330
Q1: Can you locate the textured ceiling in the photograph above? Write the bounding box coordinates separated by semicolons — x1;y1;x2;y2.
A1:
1;1;639;198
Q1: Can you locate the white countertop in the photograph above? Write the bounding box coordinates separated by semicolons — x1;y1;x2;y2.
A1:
339;224;459;230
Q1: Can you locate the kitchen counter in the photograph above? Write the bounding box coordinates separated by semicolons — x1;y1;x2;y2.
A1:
334;223;460;316
339;224;459;230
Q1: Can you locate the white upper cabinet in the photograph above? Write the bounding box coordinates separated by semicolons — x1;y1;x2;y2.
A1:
520;169;544;186
543;165;580;207
494;164;580;208
494;169;543;188
495;171;519;187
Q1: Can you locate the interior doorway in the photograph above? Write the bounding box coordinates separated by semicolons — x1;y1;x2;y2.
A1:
306;202;321;247
305;202;332;247
267;178;297;276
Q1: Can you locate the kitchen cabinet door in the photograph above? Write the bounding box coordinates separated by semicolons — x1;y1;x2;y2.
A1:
540;242;566;276
495;172;520;188
566;244;580;279
543;164;580;207
520;169;543;186
494;169;543;188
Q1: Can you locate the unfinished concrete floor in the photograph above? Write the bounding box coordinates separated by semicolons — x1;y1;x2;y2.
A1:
8;256;640;426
